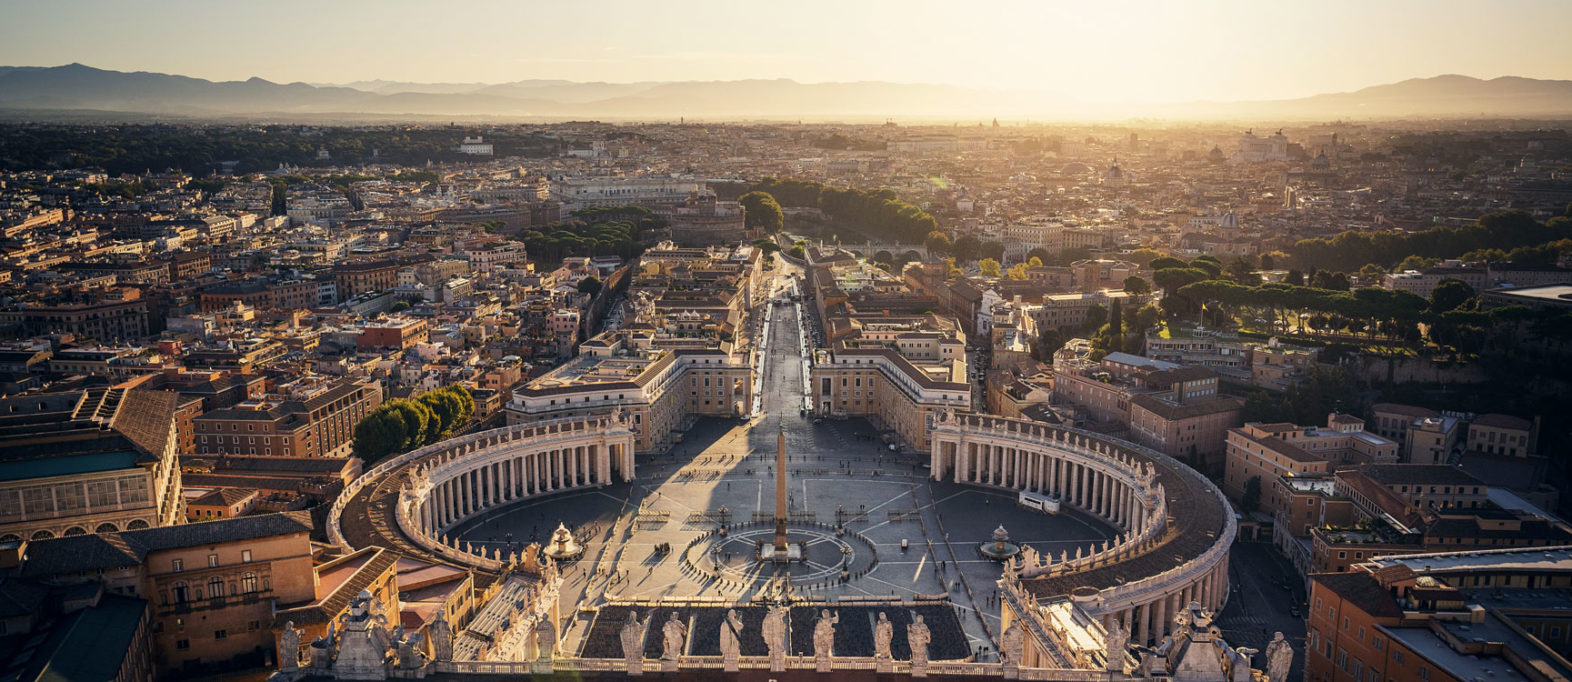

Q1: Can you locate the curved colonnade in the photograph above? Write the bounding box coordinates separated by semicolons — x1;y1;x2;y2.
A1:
928;412;1235;656
328;416;636;571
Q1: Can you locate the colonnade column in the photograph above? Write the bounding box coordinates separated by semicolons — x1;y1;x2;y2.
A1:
446;477;456;521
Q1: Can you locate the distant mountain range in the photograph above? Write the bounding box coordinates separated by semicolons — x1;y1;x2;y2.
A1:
3;64;1572;121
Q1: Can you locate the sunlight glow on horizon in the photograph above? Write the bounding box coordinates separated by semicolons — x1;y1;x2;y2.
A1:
2;0;1571;104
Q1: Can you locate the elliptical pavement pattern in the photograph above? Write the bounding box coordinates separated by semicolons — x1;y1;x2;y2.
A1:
448;275;1118;660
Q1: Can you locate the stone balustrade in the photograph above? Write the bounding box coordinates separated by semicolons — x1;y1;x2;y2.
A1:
929;412;1234;649
328;415;636;571
428;657;1122;679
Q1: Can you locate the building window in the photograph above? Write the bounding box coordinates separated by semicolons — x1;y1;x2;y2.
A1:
241;549;252;563
176;640;190;650
215;629;227;640
171;581;189;603
208;554;218;568
172;559;183;573
241;573;258;593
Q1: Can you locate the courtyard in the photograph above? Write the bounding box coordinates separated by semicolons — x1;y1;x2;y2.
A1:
449;289;1118;660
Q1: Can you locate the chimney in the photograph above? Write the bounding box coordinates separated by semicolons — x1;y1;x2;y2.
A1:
0;539;26;570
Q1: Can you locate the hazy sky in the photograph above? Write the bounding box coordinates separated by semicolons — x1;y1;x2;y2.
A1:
3;0;1571;103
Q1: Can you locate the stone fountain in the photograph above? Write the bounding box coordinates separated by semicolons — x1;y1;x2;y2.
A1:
977;524;1022;561
543;522;584;561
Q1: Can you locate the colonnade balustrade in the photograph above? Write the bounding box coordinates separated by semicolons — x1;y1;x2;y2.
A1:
328;415;636;571
928;412;1236;648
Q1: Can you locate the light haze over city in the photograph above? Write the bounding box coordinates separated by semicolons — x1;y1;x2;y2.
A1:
0;3;1569;682
3;0;1572;103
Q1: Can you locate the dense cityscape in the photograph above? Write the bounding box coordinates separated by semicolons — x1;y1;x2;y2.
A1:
3;3;1572;682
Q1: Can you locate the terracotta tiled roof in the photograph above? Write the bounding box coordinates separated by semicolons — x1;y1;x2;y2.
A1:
19;511;313;578
1471;413;1531;430
1312;571;1403;619
276;546;400;627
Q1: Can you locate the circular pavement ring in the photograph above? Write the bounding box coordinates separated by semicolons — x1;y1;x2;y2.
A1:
683;524;878;585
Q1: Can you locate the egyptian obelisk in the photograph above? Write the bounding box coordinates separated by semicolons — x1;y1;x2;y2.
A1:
773;422;789;553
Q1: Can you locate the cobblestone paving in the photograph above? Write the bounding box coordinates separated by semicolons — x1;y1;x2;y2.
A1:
449;282;1116;660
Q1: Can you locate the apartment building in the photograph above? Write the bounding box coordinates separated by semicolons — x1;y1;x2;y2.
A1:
14;512;316;675
1278;464;1569;579
551;176;702;213
333;258;406;298
1307;548;1572;682
1026;291;1135;331
357;317;430;351
193;376;383;458
1465;413;1536;457
1222;414;1398;517
1;294;150;341
812;329;973;452
0;388;184;542
1050;343;1242;468
1126;366;1243;470
507;332;751;453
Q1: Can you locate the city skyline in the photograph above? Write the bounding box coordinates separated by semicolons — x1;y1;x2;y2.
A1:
0;3;1570;680
3;0;1572;104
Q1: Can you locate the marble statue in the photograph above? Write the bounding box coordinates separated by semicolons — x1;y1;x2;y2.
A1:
1105;618;1129;672
661;612;687;662
367;598;392;657
873;612;894;661
1265;632;1293;682
1020;545;1041;573
908;615;932;671
429;610;454;663
280;621;301;671
1001;621;1025;665
535;618;556;663
1229;644;1260;682
333;590;389;679
763;605;789;671
813;609;838;661
395;629;426;670
620;611;647;674
719;609;744;671
308;624;334;671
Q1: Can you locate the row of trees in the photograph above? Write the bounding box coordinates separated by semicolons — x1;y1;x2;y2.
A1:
738;191;784;233
0;124;561;175
812;133;886;151
1167;274;1572;359
513;216;651;266
1033;295;1163;364
1241;366;1364;426
923;231;1030;264
1289;211;1572;273
749;178;939;242
352;386;475;464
